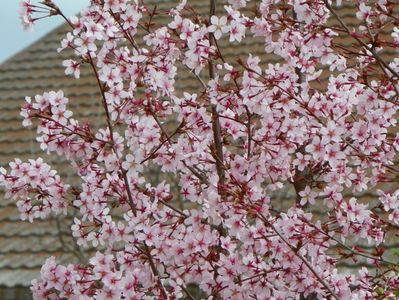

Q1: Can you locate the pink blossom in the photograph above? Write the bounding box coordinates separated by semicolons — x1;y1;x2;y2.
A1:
299;186;317;206
18;1;35;31
356;3;372;22
208;16;229;40
227;19;246;42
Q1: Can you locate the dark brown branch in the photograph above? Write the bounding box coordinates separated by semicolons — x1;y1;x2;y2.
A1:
87;54;137;216
143;244;168;299
209;0;225;188
292;10;309;205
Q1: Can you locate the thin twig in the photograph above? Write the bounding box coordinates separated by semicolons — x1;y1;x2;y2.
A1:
258;213;339;300
181;285;196;300
303;218;399;267
323;0;399;79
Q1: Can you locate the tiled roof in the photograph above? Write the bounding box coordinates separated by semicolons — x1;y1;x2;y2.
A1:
0;0;398;289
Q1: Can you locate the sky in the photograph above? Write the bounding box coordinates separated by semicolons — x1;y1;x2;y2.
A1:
0;0;89;63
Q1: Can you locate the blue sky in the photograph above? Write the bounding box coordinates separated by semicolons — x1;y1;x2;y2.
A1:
0;0;89;63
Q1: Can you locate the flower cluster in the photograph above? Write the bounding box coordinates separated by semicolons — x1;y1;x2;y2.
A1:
20;90;96;164
18;0;60;31
18;0;35;31
0;158;69;222
4;0;399;299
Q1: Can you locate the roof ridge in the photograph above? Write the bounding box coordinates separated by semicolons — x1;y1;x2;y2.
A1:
0;21;69;67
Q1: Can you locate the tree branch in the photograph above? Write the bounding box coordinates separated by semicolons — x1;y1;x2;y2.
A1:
258;213;339;300
323;0;399;79
87;54;137;216
209;0;225;188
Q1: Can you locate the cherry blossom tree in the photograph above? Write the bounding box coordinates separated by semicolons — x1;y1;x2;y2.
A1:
2;0;399;298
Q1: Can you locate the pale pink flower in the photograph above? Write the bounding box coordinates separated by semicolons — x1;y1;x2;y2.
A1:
208;16;228;40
